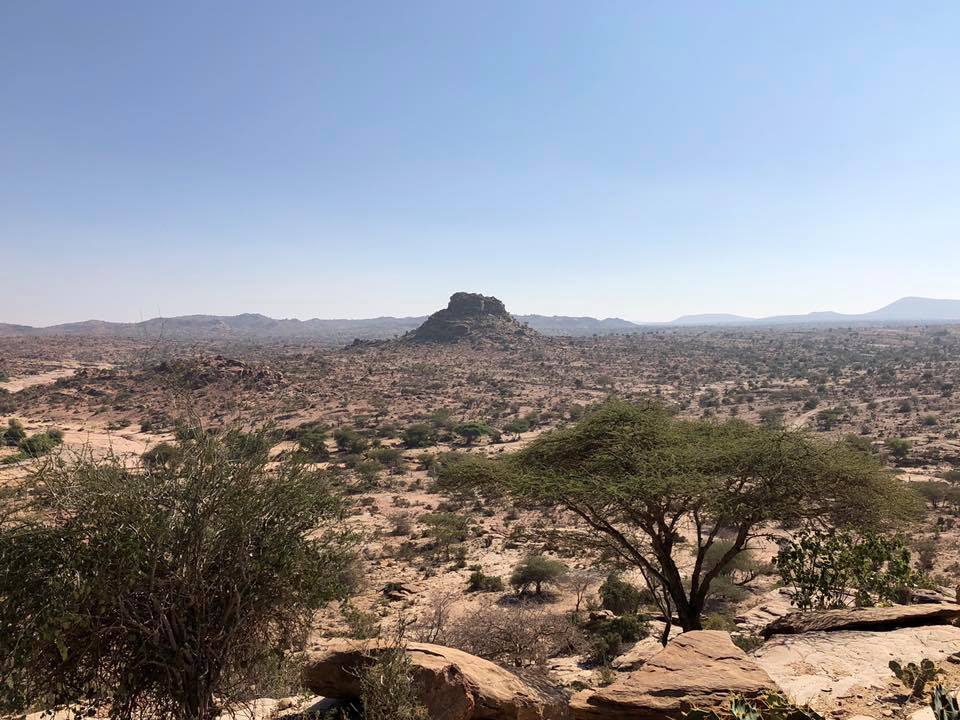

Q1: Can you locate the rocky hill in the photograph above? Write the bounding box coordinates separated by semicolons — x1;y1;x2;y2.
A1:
408;292;537;344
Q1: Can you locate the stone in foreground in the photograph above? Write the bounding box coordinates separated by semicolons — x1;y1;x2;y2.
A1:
753;624;960;708
760;603;960;637
570;630;779;720
302;638;569;720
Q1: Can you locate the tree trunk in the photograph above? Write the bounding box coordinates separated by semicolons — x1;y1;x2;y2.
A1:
676;601;703;631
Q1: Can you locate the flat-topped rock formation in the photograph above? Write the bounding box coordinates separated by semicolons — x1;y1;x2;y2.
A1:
409;292;537;344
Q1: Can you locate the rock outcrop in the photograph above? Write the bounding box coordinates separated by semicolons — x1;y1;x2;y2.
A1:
760;603;960;637
302;639;569;720
410;292;535;344
754;624;960;708
570;631;779;720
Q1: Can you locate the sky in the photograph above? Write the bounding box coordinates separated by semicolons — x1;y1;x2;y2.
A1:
2;2;959;326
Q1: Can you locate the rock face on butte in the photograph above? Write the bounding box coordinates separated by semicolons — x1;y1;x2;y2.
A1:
410;292;535;344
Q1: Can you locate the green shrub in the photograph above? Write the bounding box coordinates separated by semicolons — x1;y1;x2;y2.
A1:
1;419;25;447
0;431;357;719
17;431;61;457
885;437;911;461
775;529;926;610
141;442;181;467
402;423;435;449
467;569;505;592
702;611;738;632
296;426;329;461
453;422;499;445
334;427;369;454
510;555;567;595
587;632;623;665
606;613;648;643
599;572;645;615
422;513;470;559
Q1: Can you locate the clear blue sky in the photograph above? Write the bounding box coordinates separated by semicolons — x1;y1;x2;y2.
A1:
3;2;959;325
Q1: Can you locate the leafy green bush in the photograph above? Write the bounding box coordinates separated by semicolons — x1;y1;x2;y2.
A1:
606;613;648;643
402;423;435;449
1;419;25;447
587;631;624;665
885;437;911;461
775;529;926;610
17;430;63;457
334;426;369;454
467;568;505;592
453;422;499;445
141;441;181;467
510;555;567;595
422;512;470;559
585;613;649;664
599;572;646;615
295;426;329;461
702;612;738;631
502;419;530;436
0;431;357;719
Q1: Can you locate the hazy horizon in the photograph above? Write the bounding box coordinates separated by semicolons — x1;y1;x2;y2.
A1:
7;293;960;329
4;2;960;326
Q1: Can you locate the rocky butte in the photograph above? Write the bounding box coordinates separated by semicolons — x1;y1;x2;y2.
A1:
409;292;537;344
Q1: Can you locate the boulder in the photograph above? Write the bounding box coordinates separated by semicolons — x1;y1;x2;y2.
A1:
382;581;417;601
761;603;960;637
610;637;668;671
754;625;960;709
302;639;569;720
570;631;779;720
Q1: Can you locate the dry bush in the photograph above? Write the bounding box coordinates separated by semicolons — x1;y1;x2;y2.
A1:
410;590;459;644
444;602;583;667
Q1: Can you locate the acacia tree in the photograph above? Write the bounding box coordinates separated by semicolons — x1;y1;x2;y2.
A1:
0;431;357;719
442;401;920;634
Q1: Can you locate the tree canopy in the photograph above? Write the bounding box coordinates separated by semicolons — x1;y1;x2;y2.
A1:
441;400;921;633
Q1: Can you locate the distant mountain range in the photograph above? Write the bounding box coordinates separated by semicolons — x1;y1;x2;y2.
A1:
670;297;960;326
2;297;959;342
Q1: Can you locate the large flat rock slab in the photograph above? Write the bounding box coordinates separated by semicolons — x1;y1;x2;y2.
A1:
570;631;779;720
753;624;960;709
736;588;796;634
761;603;960;637
302;639;569;720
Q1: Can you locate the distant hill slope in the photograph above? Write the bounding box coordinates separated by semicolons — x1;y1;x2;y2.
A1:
0;314;427;343
0;311;641;341
671;313;754;326
515;315;641;335
3;297;958;340
862;297;960;321
670;297;960;327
